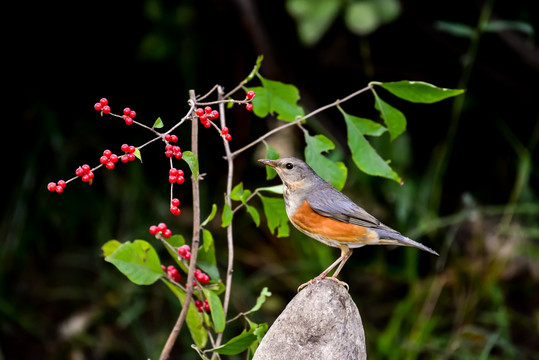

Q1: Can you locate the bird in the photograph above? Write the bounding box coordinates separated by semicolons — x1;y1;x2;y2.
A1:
258;157;438;290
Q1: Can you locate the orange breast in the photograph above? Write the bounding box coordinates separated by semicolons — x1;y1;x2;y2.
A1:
290;200;377;244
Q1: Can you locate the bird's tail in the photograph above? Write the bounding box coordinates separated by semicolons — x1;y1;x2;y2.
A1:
376;229;439;256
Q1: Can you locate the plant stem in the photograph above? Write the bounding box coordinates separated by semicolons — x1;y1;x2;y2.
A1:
228;84;373;159
212;85;235;356
160;90;202;360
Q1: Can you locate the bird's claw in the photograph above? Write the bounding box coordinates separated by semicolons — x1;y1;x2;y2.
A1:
297;276;349;292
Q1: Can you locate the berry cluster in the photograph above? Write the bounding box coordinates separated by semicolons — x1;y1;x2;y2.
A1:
75;164;95;183
122;107;137;125
245;90;256;111
47;180;67;193
195;299;210;313
194;269;210;284
170;197;181;216
120;144;137;163
221;127;232;141
195;106;219;129
99;149;119;170
149;222;172;238
164;265;182;283
94;98;111;114
165;144;182;159
177;244;191;259
169;168;185;185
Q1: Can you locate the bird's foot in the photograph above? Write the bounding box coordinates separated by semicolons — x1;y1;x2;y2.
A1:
297;275;349;292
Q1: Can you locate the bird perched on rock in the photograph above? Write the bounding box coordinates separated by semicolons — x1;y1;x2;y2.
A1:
259;157;438;290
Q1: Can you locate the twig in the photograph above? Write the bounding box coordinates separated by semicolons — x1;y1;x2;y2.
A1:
227;84;373;159
212;85;235;357
159;90;202;360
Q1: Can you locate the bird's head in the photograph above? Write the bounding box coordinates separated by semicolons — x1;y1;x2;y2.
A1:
258;157;318;188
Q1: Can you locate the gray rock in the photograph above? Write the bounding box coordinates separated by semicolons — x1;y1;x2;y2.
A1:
254;279;366;360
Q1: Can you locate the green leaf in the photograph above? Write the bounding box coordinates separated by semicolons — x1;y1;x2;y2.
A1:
163;280;208;348
246;205;260;227
258;194;290;237
264;144;280;180
303;130;347;190
212;328;258;355
257;185;284;194
105;240;163;285
202;288;226;333
134;148;142;163
198;229;219;280
221;201;233;228
244;287;272;316
243;55;264;83
153;117;164;128
340;108;401;183
201;204;218;227
102;240;122;257
230;182;244;201
286;0;342;46
182;151;199;180
373;91;406;140
374;80;465;104
248;76;304;121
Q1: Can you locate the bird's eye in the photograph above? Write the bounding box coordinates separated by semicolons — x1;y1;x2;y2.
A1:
285;163;294;170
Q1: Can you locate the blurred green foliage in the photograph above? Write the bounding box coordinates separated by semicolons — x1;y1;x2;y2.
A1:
3;0;538;359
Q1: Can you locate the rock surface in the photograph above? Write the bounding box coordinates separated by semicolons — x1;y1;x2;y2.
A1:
253;279;366;360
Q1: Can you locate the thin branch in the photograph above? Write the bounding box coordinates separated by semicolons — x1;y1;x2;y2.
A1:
160;90;202;360
228;84;373;159
212;85;235;356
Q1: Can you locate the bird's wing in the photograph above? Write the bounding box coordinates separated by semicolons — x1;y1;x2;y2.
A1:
305;185;382;228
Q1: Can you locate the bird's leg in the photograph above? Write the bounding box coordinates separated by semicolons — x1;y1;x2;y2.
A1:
297;246;351;291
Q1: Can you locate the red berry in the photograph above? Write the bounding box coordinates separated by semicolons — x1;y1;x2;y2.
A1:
169;168;178;176
82;164;91;173
157;222;167;232
55;186;64;194
169;175;177;183
106;161;115;170
225;134;232;141
165;150;174;158
100;155;109;164
57;180;66;188
170;206;181;216
203;121;211;128
47;182;57;192
127;153;136;162
170;135;178;143
246;90;256;100
128;145;136;154
204;106;212;114
103;149;112;157
121;154;129;163
175;152;183;160
221;127;229;135
81;174;90;182
129;110;136;118
110;154;118;163
203;299;210;311
149;225;159;235
196;108;204;117
123;115;133;125
94;103;102;111
177;176;185;184
163;229;172;238
199;114;207;122
121;144;129;152
171;198;180;207
102;105;111;114
246;103;253;111
177;169;184;176
100;98;108;106
210;110;219;119
123;108;131;115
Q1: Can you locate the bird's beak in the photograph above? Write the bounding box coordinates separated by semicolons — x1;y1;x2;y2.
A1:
258;159;276;168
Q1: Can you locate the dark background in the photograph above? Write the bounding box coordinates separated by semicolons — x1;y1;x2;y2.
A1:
3;0;538;359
